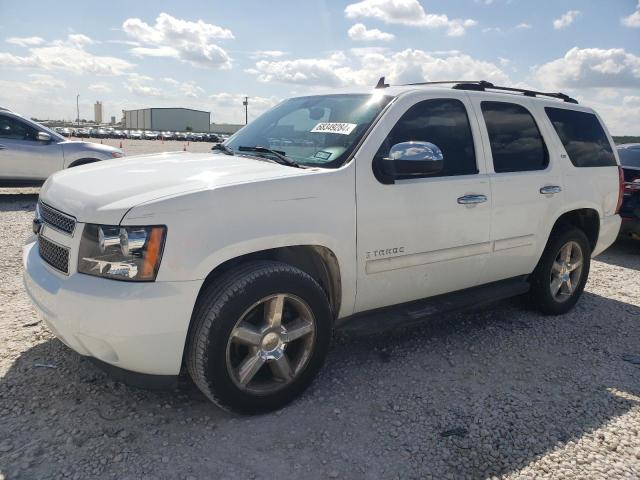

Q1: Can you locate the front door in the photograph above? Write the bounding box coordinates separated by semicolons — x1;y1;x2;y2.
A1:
354;91;492;313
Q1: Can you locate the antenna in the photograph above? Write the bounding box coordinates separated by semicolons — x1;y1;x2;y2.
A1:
375;77;389;89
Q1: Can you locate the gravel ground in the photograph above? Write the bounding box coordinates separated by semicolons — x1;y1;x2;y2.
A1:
1;181;640;479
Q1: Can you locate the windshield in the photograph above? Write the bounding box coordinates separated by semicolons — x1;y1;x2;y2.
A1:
618;146;640;168
225;93;392;168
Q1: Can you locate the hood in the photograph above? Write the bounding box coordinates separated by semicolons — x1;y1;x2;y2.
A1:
39;151;309;224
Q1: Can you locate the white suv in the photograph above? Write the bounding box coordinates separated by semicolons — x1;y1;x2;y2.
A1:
23;80;623;413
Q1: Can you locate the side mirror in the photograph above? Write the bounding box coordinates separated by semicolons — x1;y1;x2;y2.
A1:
36;132;51;142
375;141;444;183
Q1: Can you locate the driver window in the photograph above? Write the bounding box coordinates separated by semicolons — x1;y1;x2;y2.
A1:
376;98;478;177
0;115;38;141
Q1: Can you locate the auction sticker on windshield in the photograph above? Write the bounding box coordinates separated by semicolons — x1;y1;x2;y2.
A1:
311;123;357;135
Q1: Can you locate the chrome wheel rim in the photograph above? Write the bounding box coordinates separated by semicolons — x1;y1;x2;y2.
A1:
550;241;584;303
226;294;316;395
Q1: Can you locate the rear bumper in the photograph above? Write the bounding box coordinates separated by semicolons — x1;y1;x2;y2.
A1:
593;214;622;257
23;240;202;376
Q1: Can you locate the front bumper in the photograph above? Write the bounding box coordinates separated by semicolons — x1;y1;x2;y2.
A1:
23;240;202;376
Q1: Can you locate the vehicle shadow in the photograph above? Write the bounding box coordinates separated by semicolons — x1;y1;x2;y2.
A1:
0;190;38;213
596;236;640;271
1;292;639;479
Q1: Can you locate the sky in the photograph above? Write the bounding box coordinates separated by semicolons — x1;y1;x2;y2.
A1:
0;0;639;134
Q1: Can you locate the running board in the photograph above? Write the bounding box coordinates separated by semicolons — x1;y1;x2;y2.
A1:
338;276;530;337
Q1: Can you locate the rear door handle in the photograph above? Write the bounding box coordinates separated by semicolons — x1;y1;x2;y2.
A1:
0;145;6;150
540;185;562;195
457;194;488;205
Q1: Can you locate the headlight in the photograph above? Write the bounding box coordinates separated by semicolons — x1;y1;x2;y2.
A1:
78;224;166;281
111;152;124;158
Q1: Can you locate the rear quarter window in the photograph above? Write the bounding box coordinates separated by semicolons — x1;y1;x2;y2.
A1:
545;107;616;167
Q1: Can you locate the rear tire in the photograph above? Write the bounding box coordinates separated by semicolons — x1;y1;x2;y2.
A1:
529;226;591;315
186;261;332;414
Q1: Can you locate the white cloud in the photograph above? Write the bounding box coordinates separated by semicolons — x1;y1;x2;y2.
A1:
348;23;395;41
251;50;288;59
124;73;163;97
28;74;65;89
251;49;509;88
515;23;532;29
534;47;640;90
122;12;233;69
499;57;510;66
89;83;113;94
162;77;205;98
0;34;134;75
344;0;477;37
622;2;640;27
623;95;640;106
6;36;44;47
553;10;581;30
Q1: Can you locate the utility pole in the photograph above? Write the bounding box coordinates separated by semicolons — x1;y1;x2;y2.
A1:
76;94;80;127
243;96;248;125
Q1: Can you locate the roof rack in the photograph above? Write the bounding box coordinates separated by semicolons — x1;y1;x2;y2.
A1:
451;81;578;104
373;77;578;104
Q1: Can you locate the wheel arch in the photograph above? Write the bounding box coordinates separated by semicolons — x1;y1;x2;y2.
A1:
67;157;102;168
549;208;600;252
194;245;342;320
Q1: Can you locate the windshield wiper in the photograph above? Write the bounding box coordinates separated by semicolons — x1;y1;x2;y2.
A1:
237;145;302;168
211;143;234;155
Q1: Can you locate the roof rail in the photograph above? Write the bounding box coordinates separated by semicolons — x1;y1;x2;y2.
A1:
452;81;578;104
375;78;578;104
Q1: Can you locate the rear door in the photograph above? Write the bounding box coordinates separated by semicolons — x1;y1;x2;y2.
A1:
0;113;63;181
468;96;565;281
354;91;493;312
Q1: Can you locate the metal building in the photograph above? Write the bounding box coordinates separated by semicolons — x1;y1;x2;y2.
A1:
123;108;211;132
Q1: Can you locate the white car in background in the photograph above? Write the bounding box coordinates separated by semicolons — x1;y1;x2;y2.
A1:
0;108;124;186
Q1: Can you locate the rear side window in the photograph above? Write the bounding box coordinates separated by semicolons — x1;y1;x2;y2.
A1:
377;98;477;177
545;107;616;167
481;102;548;173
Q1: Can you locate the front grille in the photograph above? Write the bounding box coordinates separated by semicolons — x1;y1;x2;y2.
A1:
40;202;76;235
39;236;70;274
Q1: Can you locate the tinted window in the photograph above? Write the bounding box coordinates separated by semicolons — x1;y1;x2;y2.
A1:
481;102;547;173
376;98;477;177
618;146;640;168
545;108;616;167
0;114;38;141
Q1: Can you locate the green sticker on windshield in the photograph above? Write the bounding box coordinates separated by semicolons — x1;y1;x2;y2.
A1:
314;151;332;160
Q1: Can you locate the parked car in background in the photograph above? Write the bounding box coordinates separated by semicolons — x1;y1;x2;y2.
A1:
0;108;124;185
129;130;143;140
617;144;640;239
143;131;159;140
24;81;622;413
175;132;188;141
159;131;175;140
111;130;126;139
75;128;90;138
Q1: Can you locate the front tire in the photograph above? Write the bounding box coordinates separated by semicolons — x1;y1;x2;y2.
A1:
187;261;332;414
529;226;591;315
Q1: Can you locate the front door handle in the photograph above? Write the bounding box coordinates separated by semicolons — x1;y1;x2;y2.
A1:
0;144;6;150
457;194;488;205
540;185;562;195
